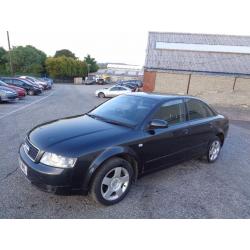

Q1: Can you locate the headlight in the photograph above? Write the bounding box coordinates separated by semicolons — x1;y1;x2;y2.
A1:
40;152;77;168
4;91;13;95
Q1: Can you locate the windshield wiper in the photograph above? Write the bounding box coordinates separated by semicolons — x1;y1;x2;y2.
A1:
101;118;134;128
87;113;133;128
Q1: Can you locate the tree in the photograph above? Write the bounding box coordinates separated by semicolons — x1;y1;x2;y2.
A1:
0;47;7;64
0;47;8;74
7;45;47;75
45;56;87;79
84;54;99;73
54;49;76;59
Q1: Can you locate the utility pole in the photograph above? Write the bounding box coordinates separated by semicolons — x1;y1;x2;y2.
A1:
6;31;14;75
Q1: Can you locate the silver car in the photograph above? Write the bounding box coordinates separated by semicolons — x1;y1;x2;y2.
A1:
95;86;132;98
0;87;18;102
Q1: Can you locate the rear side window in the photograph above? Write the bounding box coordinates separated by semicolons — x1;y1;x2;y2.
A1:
186;99;214;120
152;99;186;126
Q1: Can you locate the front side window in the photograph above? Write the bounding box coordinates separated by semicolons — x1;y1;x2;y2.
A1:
186;99;214;120
152;99;186;126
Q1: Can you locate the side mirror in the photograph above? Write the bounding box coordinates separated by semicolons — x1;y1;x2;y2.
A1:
148;119;168;129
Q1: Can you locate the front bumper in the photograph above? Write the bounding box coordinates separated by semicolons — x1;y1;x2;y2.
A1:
1;94;18;101
19;144;81;194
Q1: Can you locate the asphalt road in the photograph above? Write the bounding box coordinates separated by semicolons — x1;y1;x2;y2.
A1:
1;84;250;218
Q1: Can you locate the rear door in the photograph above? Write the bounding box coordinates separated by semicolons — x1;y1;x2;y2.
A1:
184;98;216;158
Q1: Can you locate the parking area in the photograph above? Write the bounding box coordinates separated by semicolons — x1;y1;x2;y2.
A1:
1;84;250;218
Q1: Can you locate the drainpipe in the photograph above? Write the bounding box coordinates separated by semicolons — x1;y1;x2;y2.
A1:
186;74;192;94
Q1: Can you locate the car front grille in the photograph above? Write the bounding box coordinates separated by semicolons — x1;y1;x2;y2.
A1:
24;138;40;161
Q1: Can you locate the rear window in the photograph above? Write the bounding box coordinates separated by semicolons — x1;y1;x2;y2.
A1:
186;99;215;120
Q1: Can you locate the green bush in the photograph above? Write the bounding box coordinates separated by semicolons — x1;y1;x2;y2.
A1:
45;56;87;79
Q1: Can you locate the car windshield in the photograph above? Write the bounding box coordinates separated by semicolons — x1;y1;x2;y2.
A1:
0;80;8;86
89;95;158;127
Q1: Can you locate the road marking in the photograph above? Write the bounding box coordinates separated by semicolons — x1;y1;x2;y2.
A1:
0;93;53;120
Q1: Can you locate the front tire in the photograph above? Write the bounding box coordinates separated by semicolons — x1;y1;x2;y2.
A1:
207;136;221;163
90;157;133;206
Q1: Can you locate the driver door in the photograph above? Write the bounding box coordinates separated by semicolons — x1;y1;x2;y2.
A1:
141;99;192;172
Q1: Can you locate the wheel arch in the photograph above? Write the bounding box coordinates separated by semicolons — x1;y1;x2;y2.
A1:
216;131;225;146
83;146;142;191
98;92;105;97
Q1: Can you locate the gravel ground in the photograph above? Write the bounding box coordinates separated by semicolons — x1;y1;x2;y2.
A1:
0;84;250;218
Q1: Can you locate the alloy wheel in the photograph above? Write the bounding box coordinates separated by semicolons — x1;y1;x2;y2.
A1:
101;167;130;201
209;140;221;161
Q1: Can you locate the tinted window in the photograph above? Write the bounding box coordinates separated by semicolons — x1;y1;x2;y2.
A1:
90;95;158;127
186;99;214;120
152;99;186;126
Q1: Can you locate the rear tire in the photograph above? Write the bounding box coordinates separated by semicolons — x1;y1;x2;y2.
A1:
98;92;105;98
207;136;221;163
90;157;133;206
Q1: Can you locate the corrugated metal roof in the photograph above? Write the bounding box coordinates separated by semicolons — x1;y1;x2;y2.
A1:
144;32;250;76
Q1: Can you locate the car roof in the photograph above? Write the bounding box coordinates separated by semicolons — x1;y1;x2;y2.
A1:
126;92;203;102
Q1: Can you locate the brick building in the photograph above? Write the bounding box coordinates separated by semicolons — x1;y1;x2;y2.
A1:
143;32;250;94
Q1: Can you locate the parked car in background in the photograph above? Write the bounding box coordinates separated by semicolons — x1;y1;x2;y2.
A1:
85;78;107;85
19;76;49;90
0;86;18;102
18;93;229;205
115;83;138;92
41;77;53;86
0;80;26;98
96;78;106;85
23;78;44;90
116;80;143;88
95;86;132;98
85;79;96;85
0;77;42;96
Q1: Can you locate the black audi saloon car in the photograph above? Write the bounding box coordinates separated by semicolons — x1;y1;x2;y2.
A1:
19;93;229;205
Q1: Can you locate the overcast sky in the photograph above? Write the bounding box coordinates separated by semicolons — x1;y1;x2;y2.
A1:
0;0;249;66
